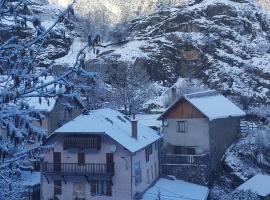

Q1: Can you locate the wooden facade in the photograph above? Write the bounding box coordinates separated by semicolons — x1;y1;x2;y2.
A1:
63;135;101;150
161;99;206;119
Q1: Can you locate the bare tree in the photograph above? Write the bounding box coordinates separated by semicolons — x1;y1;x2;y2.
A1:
109;63;153;115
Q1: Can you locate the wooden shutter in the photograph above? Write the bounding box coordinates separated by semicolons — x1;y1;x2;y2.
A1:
54;180;62;195
97;136;101;150
78;152;85;164
91;180;97;195
106;181;112;196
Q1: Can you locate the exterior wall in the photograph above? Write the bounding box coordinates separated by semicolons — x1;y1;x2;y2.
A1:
132;141;159;198
162;118;210;154
162;164;209;185
208;117;240;171
41;134;132;200
47;96;83;134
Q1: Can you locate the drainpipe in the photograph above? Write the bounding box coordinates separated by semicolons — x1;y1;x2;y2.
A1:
131;154;133;200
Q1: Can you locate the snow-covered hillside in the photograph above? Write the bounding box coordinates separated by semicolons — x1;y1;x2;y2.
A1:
94;0;270;106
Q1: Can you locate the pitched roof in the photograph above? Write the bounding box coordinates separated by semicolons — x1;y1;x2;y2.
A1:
142;178;209;200
136;114;162;128
159;90;245;120
53;108;161;153
237;174;270;197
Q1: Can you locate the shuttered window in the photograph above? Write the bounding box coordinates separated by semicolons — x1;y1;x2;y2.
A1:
91;180;112;196
106;181;112;196
91;180;97;195
54;180;62;195
63;135;101;150
78;152;85;164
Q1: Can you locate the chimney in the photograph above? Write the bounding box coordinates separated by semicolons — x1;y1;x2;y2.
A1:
171;87;177;102
131;114;138;140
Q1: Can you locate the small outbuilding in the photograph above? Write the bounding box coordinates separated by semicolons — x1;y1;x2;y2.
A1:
237;174;270;200
142;177;209;200
21;171;41;200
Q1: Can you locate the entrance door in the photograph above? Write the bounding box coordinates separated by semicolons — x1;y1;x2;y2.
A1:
106;153;114;174
53;152;61;172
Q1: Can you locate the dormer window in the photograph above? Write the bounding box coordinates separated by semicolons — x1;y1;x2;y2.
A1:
177;121;188;133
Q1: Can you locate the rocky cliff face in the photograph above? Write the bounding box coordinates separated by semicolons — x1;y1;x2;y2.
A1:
96;0;270;105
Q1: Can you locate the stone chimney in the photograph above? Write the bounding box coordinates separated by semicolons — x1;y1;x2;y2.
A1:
171;87;177;102
131;114;138;140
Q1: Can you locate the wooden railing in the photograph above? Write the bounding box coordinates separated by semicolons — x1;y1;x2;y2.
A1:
41;162;114;176
162;153;209;165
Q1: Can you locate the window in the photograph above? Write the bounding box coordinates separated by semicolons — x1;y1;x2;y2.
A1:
91;180;112;196
78;152;85;165
173;146;195;155
147;169;150;184
134;161;142;186
63;135;101;150
145;144;153;162
155;163;158;178
151;165;154;179
177;121;188;133
54;180;62;195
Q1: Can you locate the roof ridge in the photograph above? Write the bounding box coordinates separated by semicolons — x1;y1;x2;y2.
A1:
185;90;218;99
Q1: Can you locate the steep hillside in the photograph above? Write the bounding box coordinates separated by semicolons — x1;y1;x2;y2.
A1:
96;0;270;106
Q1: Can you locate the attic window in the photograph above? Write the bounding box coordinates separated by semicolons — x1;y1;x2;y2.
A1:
105;117;113;124
177;121;188;133
117;116;126;123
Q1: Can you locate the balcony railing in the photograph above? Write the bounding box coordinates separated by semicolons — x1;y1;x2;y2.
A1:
41;162;114;176
162;153;209;165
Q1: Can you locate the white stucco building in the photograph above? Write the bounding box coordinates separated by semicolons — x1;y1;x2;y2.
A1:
41;108;161;200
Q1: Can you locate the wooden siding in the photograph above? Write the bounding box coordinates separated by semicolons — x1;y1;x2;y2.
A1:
164;99;205;119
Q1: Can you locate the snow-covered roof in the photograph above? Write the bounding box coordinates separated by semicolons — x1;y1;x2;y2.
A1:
237;174;270;197
24;76;58;112
53;108;161;153
136;114;162;128
159;90;245;120
21;171;40;187
142;178;209;200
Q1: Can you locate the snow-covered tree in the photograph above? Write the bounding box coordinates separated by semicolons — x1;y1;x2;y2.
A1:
109;62;153;115
0;0;103;163
0;0;105;198
221;190;260;200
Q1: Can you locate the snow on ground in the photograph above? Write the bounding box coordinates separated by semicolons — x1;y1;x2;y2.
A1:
54;37;93;67
237;174;270;197
108;40;151;62
142;178;209;200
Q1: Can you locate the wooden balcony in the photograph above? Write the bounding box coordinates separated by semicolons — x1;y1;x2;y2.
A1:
41;162;114;177
162;153;209;165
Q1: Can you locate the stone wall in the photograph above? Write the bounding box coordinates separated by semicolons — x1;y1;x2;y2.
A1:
161;164;210;185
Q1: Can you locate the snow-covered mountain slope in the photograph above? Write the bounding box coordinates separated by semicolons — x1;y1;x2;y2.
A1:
48;0;190;26
95;0;270;105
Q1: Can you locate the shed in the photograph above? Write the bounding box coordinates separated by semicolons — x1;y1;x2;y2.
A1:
237;174;270;200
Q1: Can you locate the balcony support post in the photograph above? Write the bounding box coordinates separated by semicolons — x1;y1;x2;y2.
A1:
62;175;67;184
45;175;50;184
85;175;90;184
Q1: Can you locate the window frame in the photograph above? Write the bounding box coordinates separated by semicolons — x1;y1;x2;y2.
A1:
177;121;188;133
